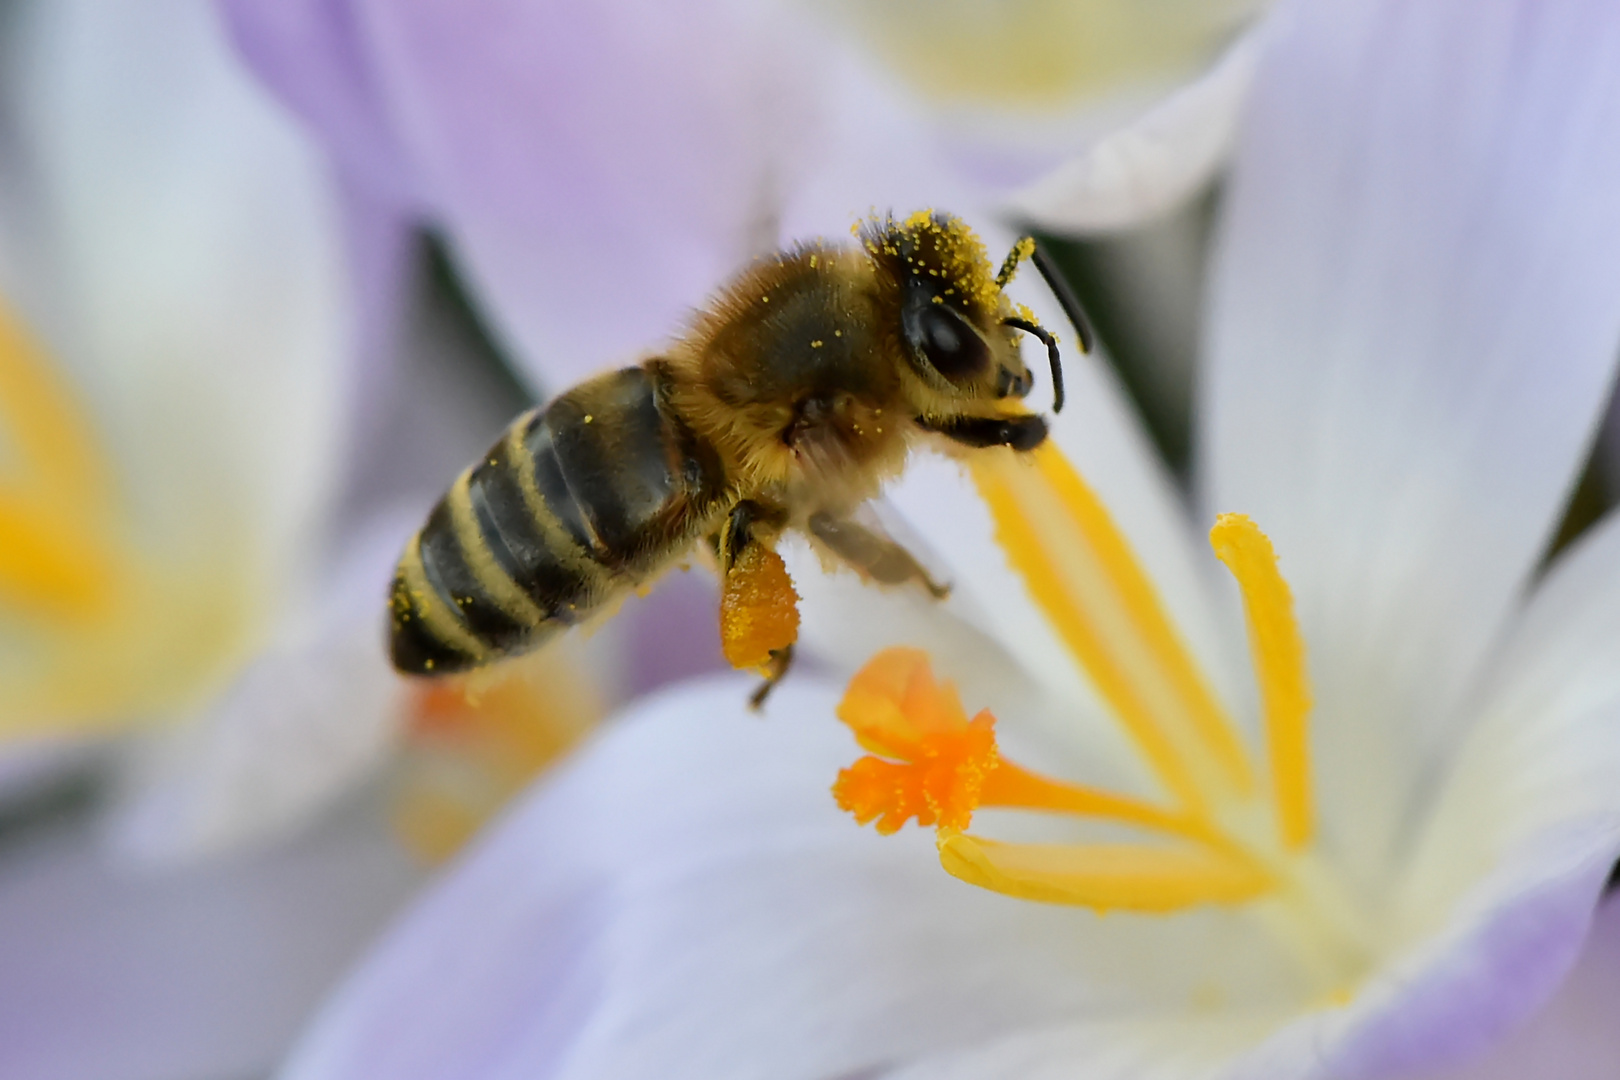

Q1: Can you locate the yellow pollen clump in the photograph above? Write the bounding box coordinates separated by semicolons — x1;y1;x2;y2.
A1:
720;543;800;671
833;444;1319;916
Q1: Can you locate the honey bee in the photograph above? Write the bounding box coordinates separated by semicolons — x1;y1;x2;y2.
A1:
388;210;1093;705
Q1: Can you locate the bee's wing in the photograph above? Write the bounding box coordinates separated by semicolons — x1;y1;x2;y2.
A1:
804;497;952;600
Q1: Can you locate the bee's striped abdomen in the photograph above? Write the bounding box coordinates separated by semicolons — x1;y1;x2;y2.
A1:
389;364;727;675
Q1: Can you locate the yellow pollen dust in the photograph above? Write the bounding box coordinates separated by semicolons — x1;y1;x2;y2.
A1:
833;444;1317;915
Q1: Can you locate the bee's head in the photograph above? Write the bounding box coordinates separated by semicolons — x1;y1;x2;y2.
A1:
861;210;1066;416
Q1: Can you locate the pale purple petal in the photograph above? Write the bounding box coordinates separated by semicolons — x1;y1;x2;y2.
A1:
0;799;423;1080
880;825;1614;1080
345;0;830;392
1228;821;1616;1078
280;680;1312;1080
1416;893;1620;1080
219;0;422;208
1200;0;1620;886
280;672;1620;1080
331;180;419;479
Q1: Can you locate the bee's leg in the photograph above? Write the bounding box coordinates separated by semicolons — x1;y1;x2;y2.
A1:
713;500;800;710
916;413;1048;452
716;500;772;573
807;511;950;600
748;644;794;711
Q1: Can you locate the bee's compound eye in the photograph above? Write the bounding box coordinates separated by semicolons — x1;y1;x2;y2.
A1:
912;304;990;382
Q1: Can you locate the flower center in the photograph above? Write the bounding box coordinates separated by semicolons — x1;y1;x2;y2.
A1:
0;303;122;624
818;0;1257;110
834;444;1370;977
0;296;247;735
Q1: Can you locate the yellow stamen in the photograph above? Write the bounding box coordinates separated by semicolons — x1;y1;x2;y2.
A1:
1210;513;1314;850
981;760;1210;843
831;449;1326;918
971;444;1253;812
938;832;1272;913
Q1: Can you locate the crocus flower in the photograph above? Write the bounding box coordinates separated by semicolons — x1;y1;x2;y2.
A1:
269;0;1620;1076
222;0;1270;400
0;0;430;861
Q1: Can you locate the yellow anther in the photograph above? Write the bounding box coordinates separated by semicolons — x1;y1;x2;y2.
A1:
1210;513;1314;850
971;444;1254;813
938;832;1272;913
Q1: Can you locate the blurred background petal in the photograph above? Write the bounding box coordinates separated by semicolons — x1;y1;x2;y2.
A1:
0;793;423;1080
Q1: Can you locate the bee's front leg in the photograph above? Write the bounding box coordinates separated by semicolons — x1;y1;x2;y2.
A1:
713;500;799;711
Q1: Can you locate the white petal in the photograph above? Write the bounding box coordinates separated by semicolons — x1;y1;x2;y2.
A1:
793;318;1251;788
1200;0;1620;885
1005;26;1264;233
1225;823;1614;1078
281;679;1305;1080
1401;506;1620;949
879;766;1619;1079
0;798;423;1080
2;0;353;597
107;508;414;862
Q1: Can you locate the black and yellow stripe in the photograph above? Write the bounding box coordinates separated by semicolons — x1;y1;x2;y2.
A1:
389;364;729;675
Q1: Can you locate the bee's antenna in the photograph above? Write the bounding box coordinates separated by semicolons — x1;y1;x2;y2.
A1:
1003;316;1065;413
1030;243;1095;355
996;236;1037;289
